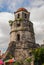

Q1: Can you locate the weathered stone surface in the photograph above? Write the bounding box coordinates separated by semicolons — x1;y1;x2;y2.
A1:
4;8;37;63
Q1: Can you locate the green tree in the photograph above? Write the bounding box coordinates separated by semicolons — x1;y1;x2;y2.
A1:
33;48;44;65
14;61;21;65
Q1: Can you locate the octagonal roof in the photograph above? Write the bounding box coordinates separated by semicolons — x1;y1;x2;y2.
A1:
15;8;29;13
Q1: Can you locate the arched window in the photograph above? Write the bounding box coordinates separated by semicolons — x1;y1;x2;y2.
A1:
17;23;20;27
29;52;32;56
17;14;20;18
24;13;27;18
17;34;20;41
29;24;31;28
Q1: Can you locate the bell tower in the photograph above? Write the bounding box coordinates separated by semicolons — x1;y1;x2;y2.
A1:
4;8;36;61
9;8;35;60
9;8;35;44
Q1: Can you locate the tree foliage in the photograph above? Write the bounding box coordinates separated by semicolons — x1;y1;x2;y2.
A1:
33;48;44;65
14;61;21;65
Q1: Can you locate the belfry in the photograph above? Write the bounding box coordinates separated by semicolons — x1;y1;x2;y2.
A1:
4;8;36;61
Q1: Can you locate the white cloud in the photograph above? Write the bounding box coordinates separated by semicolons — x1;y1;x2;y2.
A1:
0;29;4;37
30;5;44;44
30;0;44;7
6;0;24;12
30;5;44;21
0;12;14;53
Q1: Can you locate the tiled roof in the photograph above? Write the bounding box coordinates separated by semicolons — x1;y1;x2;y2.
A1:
16;8;28;13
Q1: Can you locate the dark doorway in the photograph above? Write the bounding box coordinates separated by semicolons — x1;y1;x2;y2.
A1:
17;34;20;41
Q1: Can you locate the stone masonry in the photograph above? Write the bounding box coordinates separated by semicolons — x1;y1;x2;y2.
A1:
3;8;37;62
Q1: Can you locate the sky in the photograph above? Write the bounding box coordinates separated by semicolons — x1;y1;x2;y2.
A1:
0;0;44;53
